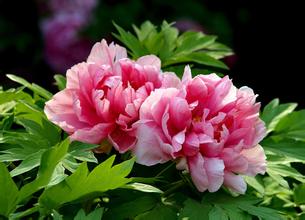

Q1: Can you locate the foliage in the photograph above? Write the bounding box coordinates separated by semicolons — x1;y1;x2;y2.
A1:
1;21;305;219
114;21;232;76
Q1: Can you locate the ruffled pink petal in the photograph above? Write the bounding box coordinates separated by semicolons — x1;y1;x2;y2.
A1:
169;97;192;131
161;72;182;89
66;63;83;89
188;154;224;192
221;148;248;173
183;133;200;156
182;65;192;85
108;128;137;153
87;39;127;68
133;122;172;166
205;76;233;114
185;76;208;104
70;122;115;144
136;55;161;69
140;88;180;123
188;154;209;192
204;157;225;192
224;171;247;194
240;144;267;176
44;89;87;132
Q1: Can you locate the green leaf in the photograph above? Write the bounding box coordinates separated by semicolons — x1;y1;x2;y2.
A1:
208;205;228;220
123;182;163;193
0;114;14;130
6;74;52;99
178;198;212;220
114;21;232;70
74;208;104;220
0;89;32;105
294;184;305;205
133;21;156;42
0;101;15;115
0;131;49;162
113;22;147;58
39;156;134;210
238;204;281;220
48;163;67;187
175;31;216;56
204;42;233;59
0;115;61;175
267;169;289;188
54;75;66;91
262;138;305;161
69;141;99;152
17;139;70;203
69;150;97;164
9;205;40;219
261;99;297;134
164;52;228;69
244;176;265;194
103;196;159;220
10;150;44;177
268;163;305;184
52;210;63;220
16;118;61;147
68;141;98;164
14;100;44;124
135;203;177;220
200;192;282;220
0;162;19;217
274;110;305;141
159;21;179;60
74;209;86;220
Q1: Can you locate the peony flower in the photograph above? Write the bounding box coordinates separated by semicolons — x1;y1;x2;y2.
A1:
49;0;97;15
133;66;266;193
41;13;93;73
45;39;180;153
41;0;97;73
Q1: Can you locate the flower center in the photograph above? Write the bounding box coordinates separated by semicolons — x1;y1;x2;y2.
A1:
193;115;202;123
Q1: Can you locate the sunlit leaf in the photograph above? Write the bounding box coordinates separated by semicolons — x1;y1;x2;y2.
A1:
0;163;19;217
39;156;134;210
6;74;52;99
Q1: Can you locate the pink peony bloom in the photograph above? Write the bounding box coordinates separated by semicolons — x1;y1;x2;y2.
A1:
133;66;266;194
41;0;97;73
45;39;180;153
41;13;93;73
49;0;97;16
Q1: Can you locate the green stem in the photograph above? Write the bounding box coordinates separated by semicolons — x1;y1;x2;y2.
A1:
155;162;175;177
12;205;40;219
162;180;186;197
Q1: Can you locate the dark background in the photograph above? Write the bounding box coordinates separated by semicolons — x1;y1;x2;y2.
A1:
0;0;304;107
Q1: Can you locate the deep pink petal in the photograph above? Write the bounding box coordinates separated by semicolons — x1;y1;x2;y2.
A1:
108;128;137;153
169;97;192;131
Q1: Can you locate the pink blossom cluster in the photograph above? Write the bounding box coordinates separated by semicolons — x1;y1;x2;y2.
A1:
41;0;97;72
45;39;266;194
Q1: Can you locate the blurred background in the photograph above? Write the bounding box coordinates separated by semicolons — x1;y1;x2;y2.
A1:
0;0;303;107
